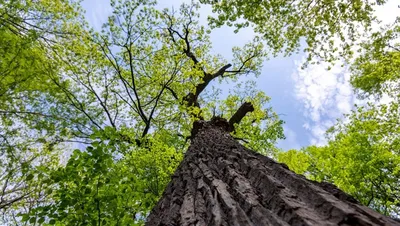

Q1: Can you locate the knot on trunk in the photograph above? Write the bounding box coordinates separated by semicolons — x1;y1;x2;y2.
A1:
191;117;230;138
190;102;255;138
211;117;230;131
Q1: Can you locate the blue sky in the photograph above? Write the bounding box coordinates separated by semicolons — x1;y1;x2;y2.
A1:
80;0;398;151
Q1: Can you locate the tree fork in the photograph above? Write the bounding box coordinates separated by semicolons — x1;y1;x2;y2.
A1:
146;118;399;226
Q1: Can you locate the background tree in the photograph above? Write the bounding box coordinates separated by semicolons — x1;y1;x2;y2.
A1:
350;19;400;99
278;102;400;215
0;0;89;223
277;6;400;217
200;0;386;64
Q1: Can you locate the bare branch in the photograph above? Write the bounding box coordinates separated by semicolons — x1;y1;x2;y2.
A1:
124;44;148;124
228;102;255;132
225;56;255;74
141;65;179;138
165;12;199;67
184;64;232;107
98;40;143;119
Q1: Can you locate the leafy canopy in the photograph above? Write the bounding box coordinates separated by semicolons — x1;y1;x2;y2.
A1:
278;101;400;215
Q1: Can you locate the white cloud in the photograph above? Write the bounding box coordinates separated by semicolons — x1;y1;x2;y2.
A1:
374;0;399;25
291;0;398;146
292;59;356;145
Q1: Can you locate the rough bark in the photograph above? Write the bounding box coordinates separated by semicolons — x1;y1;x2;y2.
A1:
146;118;400;226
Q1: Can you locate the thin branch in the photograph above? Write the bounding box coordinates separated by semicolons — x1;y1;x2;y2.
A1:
183;63;232;107
85;71;116;128
48;74;102;130
124;27;148;123
0;110;54;118
233;136;249;143
141;65;178;138
165;86;179;100
225;54;257;74
0;192;31;210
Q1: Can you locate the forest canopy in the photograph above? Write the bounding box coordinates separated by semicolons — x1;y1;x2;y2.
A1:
0;0;399;224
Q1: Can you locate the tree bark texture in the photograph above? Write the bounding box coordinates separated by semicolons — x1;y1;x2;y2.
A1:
146;119;400;226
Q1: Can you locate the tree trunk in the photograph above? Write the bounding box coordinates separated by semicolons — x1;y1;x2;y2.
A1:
146;118;399;226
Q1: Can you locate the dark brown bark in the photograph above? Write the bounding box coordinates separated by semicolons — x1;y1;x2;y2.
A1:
146;118;400;226
228;102;255;132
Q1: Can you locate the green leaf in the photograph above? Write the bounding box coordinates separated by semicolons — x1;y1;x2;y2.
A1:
29;217;36;223
38;217;45;224
26;174;34;181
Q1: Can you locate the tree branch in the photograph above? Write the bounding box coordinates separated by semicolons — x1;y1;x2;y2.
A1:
163;9;258;121
184;63;232;107
98;39;146;124
124;44;148;123
228;102;254;132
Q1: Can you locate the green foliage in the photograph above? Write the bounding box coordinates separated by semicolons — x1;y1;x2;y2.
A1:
350;23;400;98
22;137;182;225
276;8;400;216
0;143;62;224
278;102;400;215
0;0;89;224
201;0;385;64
